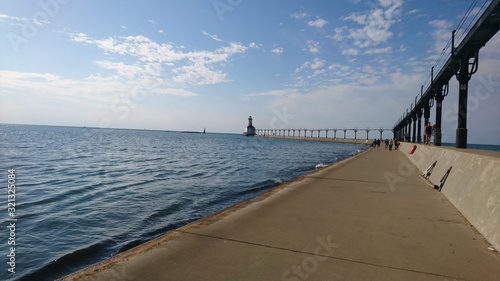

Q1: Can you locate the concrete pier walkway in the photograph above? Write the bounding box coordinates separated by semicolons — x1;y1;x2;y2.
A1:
62;148;500;281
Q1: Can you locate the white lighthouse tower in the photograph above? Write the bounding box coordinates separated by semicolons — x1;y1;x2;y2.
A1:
243;116;256;136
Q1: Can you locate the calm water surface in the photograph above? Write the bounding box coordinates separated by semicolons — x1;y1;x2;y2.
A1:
0;124;367;281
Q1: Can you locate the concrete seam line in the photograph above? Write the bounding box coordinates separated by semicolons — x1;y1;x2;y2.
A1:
176;230;321;256
176;230;470;281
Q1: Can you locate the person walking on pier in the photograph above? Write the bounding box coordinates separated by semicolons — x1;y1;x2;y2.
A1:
424;122;432;145
389;139;393;151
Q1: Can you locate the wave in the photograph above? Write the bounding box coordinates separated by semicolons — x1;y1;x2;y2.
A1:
315;163;328;169
143;201;187;224
17;239;115;281
17;183;94;209
233;179;283;198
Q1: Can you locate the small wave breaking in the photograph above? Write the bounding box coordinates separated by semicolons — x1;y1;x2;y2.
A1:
315;163;328;169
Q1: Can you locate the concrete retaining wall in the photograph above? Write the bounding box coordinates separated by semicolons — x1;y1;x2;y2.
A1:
398;142;500;251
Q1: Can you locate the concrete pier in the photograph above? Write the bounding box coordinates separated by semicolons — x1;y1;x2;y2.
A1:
61;148;500;281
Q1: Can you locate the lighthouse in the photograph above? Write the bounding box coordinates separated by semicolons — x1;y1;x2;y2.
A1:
243;116;256;136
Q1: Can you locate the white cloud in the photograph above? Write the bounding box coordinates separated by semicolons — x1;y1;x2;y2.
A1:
68;33;256;86
328;64;350;72
307;18;329;28
291;12;308;19
264;70;426;129
245;88;300;99
271;47;284;54
427;19;453;62
150;88;198;97
249;42;260;49
332;0;403;48
292;55;403;90
0;29;247;105
295;58;325;73
171;62;227;85
0;71;124;104
310;58;325;69
379;0;396;8
364;46;393;54
329;27;347;42
0;70;200;101
306;40;320;53
292;58;329;84
0;12;49;27
94;61;163;79
0;13;26;22
295;61;311;73
406;9;419;15
429;19;452;34
342;48;359;56
265;85;389;127
202;31;224;42
427;5;489;64
312;69;326;77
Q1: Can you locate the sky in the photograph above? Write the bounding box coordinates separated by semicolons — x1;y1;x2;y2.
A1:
0;0;499;144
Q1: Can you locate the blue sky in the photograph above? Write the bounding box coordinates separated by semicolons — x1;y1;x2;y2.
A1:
1;0;499;144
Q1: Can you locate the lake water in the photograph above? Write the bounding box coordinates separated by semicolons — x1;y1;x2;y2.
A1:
0;124;368;281
442;142;500;152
